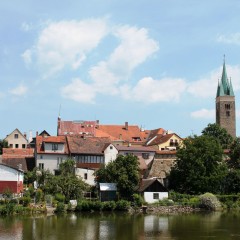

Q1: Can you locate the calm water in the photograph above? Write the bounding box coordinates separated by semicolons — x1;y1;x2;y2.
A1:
1;211;240;240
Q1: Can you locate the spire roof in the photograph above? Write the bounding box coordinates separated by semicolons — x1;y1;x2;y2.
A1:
216;59;234;97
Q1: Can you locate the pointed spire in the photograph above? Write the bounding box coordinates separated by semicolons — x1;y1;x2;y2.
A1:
216;56;234;97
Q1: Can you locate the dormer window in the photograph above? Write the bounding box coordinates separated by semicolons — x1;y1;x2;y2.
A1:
52;144;58;151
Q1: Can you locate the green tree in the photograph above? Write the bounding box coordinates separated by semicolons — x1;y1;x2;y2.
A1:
0;139;8;154
59;158;75;176
169;135;228;194
95;154;140;200
202;123;233;149
228;137;240;169
222;169;240;194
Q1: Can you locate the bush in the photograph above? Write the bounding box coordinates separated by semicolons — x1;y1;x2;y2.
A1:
132;194;144;207
116;200;130;211
55;202;66;213
19;196;31;207
35;189;43;203
55;193;66;203
76;200;91;211
102;201;116;211
199;193;221;211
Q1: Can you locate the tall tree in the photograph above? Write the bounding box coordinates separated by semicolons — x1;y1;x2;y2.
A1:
202;123;233;149
169;135;228;194
0;139;8;154
95;154;140;200
228;137;240;169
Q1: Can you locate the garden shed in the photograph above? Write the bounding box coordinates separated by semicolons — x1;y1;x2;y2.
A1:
99;183;117;202
138;178;168;203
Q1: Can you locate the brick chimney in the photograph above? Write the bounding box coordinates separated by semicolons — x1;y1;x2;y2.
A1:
125;122;128;130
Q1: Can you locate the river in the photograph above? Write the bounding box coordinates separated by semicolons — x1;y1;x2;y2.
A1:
1;211;240;240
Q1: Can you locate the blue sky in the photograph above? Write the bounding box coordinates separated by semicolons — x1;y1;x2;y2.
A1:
1;0;240;139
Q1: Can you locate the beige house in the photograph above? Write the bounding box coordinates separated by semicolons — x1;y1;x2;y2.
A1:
4;129;28;149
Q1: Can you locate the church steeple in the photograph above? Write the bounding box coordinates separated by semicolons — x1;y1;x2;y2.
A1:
216;57;234;97
216;56;236;137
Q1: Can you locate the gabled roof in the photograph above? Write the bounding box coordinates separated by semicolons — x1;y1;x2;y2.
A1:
67;136;111;155
0;163;24;173
216;60;234;97
2;158;30;172
4;128;28;141
97;124;149;143
138;178;168;192
146;133;178;146
36;135;69;154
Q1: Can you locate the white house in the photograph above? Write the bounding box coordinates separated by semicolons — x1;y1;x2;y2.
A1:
35;135;69;174
138;178;168;204
0;163;24;195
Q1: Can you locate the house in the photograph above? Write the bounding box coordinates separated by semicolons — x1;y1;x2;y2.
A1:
114;145;156;178
148;150;177;182
35;135;69;174
146;131;182;151
4;129;28;149
57;117;151;146
67;136;113;185
29;130;50;148
0;163;24;195
138;178;168;203
99;183;117;202
2;148;35;172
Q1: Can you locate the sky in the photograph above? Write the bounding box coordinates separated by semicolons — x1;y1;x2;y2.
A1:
1;0;240;139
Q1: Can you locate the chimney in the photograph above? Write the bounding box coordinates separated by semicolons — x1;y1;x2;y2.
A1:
95;120;99;129
24;132;27;138
125;122;128;130
36;131;39;136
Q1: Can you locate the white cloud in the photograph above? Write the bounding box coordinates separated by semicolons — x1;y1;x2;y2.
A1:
217;33;240;45
23;18;109;77
22;49;32;65
61;79;96;103
120;77;187;103
190;109;215;119
187;64;240;98
9;85;28;96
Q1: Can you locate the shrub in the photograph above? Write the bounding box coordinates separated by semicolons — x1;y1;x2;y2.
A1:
35;189;43;203
19;196;31;207
102;201;116;211
132;194;144;207
55;193;66;203
76;200;91;211
91;201;102;211
199;193;221;211
116;200;131;211
189;197;200;208
55;202;66;213
157;198;174;206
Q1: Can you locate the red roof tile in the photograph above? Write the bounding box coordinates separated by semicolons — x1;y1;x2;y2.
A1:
2;148;34;159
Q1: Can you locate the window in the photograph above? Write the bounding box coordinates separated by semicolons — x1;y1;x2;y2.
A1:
142;153;149;159
52;144;58;151
22;144;26;148
84;173;88;180
9;144;13;148
153;193;159;200
39;163;44;170
15;144;19;148
225;104;231;110
226;111;230;117
14;134;18;139
40;155;43;159
110;146;113;150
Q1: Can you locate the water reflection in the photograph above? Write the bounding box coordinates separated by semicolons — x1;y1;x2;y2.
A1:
1;211;240;240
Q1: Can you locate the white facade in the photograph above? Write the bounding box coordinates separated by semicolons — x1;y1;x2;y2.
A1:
75;168;95;185
36;154;68;174
0;164;24;182
43;142;65;153
4;129;28;149
104;144;118;165
143;192;168;204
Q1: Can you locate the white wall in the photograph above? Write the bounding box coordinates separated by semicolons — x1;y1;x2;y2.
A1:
36;154;68;173
104;144;118;165
0;165;24;182
144;192;168;204
75;168;95;186
44;143;65;153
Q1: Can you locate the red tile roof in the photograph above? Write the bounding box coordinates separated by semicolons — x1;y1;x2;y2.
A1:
36;136;69;154
58;120;96;136
2;148;34;159
115;145;156;152
146;133;175;146
67;136;111;155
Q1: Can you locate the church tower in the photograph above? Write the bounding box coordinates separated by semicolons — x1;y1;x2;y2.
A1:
216;58;236;137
